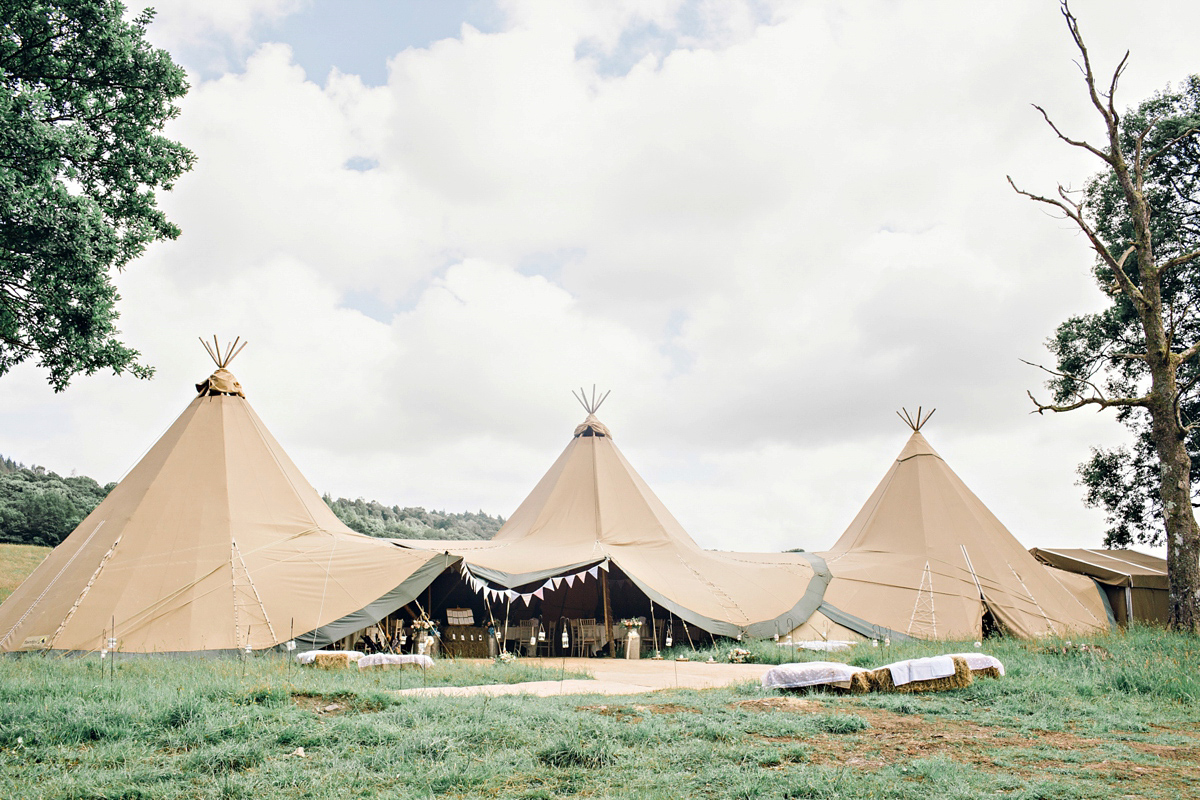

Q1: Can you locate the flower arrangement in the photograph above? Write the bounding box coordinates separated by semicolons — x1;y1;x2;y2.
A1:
494;650;518;665
727;648;753;664
619;618;641;631
412;617;438;636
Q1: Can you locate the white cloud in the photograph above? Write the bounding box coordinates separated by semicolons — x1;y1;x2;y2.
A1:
6;0;1194;557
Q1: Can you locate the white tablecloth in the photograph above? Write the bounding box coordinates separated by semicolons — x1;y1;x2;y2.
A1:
357;653;435;670
762;661;868;690
885;655;956;686
948;652;1005;675
295;650;362;665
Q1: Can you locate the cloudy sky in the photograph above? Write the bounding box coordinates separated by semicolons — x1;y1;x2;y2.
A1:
3;0;1197;555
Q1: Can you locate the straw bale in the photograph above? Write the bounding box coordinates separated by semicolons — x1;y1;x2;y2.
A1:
867;656;973;693
313;653;353;669
970;665;1002;680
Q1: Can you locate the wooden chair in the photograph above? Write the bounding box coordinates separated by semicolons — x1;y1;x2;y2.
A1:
573;619;598;657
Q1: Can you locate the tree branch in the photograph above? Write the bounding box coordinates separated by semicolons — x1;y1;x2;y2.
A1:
1008;176;1146;305
1145;125;1200;166
1031;104;1111;162
1061;1;1118;130
1178;340;1200;366
1161;248;1200;271
1022;358;1151;413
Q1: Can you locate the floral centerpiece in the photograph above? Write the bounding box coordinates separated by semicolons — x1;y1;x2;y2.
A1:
494;650;517;665
412;617;438;637
619;618;641;632
727;648;753;664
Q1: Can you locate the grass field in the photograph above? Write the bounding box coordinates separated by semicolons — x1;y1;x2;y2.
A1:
0;543;49;603
0;627;1197;799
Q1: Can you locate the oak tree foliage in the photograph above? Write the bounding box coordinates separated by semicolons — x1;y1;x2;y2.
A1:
1058;77;1200;548
0;0;195;390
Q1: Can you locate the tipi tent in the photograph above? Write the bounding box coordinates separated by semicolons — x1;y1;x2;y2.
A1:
397;392;822;639
0;340;453;655
790;410;1111;641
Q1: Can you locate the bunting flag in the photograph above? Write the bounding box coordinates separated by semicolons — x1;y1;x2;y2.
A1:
551;576;562;589
599;560;610;571
520;593;533;605
565;575;575;588
533;588;544;600
588;566;599;579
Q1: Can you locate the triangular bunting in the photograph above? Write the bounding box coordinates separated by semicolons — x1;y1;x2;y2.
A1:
565;575;575;588
588;566;599;578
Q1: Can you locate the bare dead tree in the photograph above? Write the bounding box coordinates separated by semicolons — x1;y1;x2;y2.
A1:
1009;2;1200;631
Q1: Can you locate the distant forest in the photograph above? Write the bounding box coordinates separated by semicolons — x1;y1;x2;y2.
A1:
0;455;502;548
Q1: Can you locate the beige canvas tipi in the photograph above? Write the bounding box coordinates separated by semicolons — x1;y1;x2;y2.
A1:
790;411;1111;641
398;393;823;638
0;340;452;655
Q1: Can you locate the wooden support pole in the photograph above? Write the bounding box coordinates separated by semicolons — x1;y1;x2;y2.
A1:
601;568;615;658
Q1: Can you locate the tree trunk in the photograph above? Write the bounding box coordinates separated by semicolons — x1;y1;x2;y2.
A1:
1142;279;1200;631
1148;382;1200;631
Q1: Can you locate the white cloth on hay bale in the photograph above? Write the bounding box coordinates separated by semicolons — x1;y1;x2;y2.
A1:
357;654;435;670
885;655;956;686
761;661;867;690
948;652;1005;676
296;650;362;665
794;641;854;652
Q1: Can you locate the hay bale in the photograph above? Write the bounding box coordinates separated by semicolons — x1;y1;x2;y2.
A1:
947;652;1005;680
846;670;871;694
867;656;973;693
313;653;353;669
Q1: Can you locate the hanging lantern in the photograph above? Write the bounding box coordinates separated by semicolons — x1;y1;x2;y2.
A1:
285;640;296;652
736;632;743;642
665;632;673;648
529;631;537;647
773;633;779;643
561;627;569;650
538;629;546;642
400;633;407;646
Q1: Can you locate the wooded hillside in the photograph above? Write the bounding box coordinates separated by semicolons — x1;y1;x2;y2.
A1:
0;456;502;547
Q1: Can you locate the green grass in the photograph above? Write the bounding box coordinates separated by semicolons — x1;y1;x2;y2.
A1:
0;543;50;603
0;626;1198;798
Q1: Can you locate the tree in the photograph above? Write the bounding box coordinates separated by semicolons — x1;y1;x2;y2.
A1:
1009;3;1200;630
1073;77;1200;549
0;0;194;391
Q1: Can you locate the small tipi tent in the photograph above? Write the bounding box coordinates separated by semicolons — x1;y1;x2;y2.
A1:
790;410;1111;641
398;391;822;639
0;339;453;655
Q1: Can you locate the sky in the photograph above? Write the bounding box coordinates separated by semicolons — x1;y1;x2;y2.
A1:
3;0;1197;556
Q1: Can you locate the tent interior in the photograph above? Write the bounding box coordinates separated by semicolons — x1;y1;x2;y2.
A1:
336;560;715;658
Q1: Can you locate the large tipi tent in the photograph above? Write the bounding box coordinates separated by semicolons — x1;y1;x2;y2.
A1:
790;410;1111;641
397;392;823;639
0;340;453;655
